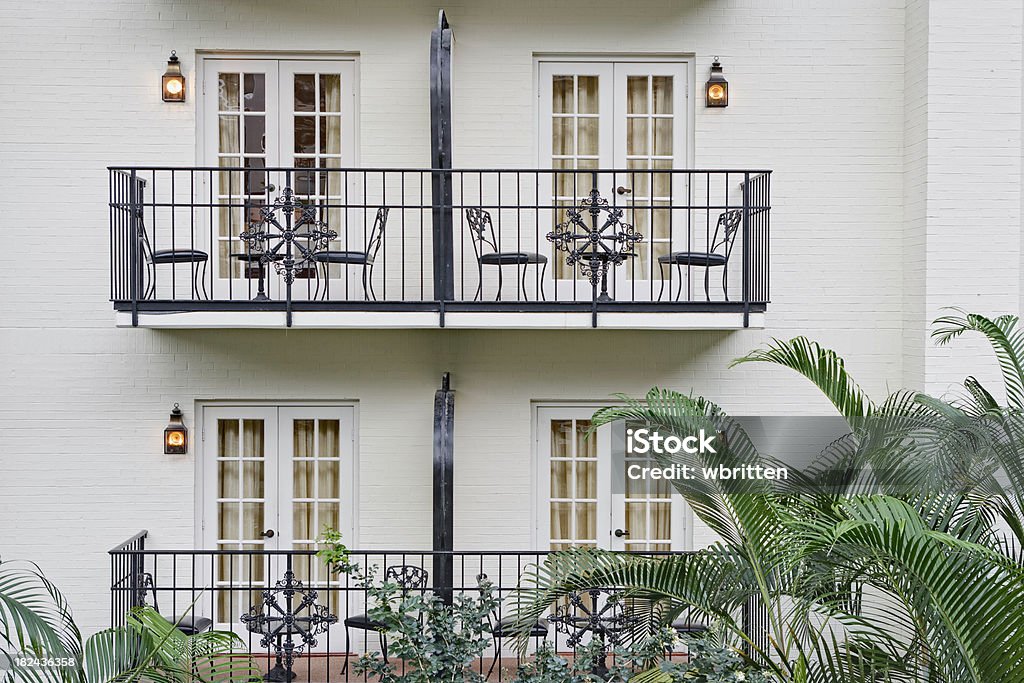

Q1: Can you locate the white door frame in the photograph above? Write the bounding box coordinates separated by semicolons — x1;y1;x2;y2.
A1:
196;402;358;643
535;58;693;301
195;402;359;549
196;54;360;300
532;402;690;552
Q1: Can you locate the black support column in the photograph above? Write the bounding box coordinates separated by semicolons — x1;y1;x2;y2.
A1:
430;10;454;319
432;372;455;602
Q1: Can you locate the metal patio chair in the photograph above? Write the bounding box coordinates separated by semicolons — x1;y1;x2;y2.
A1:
132;188;209;300
657;208;742;302
475;573;549;678
341;564;428;675
466;207;548;301
136;571;213;636
312;207;390;301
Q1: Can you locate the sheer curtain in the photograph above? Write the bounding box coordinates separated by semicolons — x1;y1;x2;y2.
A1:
549;420;597;549
323;75;344;264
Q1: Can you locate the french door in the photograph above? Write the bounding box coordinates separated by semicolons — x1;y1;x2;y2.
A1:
201;405;356;644
203;58;357;299
539;61;688;299
536;406;687;551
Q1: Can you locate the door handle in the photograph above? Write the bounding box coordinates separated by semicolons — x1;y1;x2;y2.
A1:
614;528;630;538
616;186;632;195
260;529;276;539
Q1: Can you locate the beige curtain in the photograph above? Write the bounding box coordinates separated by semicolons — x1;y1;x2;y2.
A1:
549;420;598;548
293;420;316;543
322;74;344;258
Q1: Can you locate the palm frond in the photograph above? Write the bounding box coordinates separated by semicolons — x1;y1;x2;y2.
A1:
731;337;874;419
0;559;82;683
932;308;1024;410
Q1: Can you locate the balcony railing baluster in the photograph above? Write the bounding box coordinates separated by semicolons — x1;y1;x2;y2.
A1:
110;536;770;682
108;167;770;327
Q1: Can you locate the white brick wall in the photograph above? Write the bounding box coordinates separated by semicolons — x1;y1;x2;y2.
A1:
0;0;1020;634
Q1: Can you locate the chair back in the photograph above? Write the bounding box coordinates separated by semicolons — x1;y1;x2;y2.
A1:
133;571;160;612
709;209;743;260
127;178;155;266
466;208;498;260
366;207;389;260
384;564;429;592
385;565;430;593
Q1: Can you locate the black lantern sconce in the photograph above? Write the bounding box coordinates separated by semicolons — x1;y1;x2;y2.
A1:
705;57;728;108
164;403;188;455
162;51;186;102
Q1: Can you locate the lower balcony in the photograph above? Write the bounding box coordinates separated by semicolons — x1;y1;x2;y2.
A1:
110;532;770;682
109;167;770;329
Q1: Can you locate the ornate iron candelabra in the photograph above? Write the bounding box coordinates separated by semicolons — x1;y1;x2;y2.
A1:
241;568;338;681
239;187;337;301
547;187;643;302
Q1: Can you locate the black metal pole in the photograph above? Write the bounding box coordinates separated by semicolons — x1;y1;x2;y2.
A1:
742;173;751;328
129;171;140;327
430;10;454;315
432;372;455;603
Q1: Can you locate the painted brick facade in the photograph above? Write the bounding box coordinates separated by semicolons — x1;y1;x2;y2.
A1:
1;0;1022;633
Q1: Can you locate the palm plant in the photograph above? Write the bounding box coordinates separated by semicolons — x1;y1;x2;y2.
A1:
511;311;1024;682
1;558;258;683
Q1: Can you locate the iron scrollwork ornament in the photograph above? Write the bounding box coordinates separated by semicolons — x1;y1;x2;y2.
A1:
239;187;337;285
241;569;337;680
548;588;640;679
547;187;642;301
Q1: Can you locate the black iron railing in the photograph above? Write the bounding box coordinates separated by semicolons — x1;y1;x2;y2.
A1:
109;534;769;682
109;167;770;326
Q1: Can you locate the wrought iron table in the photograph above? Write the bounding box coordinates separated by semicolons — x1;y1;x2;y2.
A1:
547;588;640;679
547;187;643;303
239;186;336;314
241;568;337;682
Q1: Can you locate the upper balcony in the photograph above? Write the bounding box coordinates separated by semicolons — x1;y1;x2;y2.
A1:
109;167;770;329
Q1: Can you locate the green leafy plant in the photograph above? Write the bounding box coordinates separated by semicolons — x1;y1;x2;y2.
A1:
351;567;499;683
316;526;359;577
1;557;257;683
511;311;1024;683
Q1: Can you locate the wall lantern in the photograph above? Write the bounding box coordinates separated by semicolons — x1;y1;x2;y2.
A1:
164;403;188;454
705;57;728;108
162;51;186;102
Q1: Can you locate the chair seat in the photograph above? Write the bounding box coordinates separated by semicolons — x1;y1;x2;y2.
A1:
152;249;209;264
170;614;213;636
658;252;727;267
479;251;548;266
311;250;373;265
491;616;549;638
671;618;708;634
345;613;386;631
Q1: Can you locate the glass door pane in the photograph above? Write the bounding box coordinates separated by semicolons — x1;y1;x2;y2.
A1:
204;60;280;299
537;407;612;550
278;61;357;299
278;407;355;650
612;63;688;297
539;63;614;300
203;407;279;634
